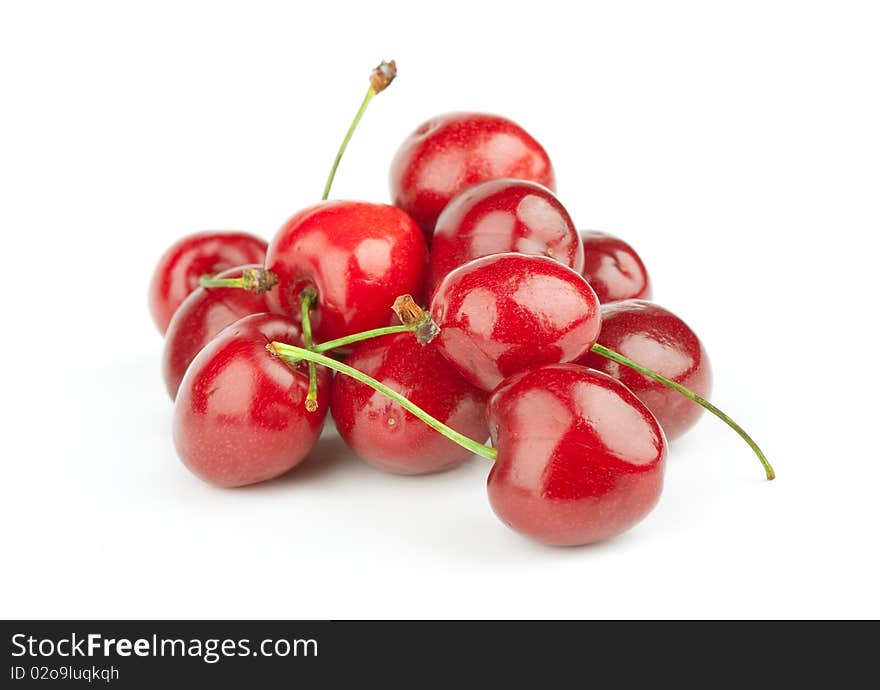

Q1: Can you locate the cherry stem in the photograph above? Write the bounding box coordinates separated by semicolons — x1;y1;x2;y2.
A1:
299;289;319;413
199;267;278;294
321;60;397;201
274;324;416;365
283;295;439;360
314;324;415;353
590;343;775;481
268;341;496;461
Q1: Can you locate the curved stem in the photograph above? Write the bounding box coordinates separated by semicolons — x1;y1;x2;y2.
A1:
321;87;375;200
321;60;398;200
268;341;496;461
285;294;438;359
590;343;775;480
299;290;319;412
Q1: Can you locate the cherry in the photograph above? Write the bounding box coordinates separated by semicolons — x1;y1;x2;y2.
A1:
580;231;652;303
426;178;584;296
579;299;712;441
487;364;666;545
390;113;555;239
429;253;601;391
173;313;329;487
148;231;267;334
265;201;427;342
162;264;275;400
330;333;489;474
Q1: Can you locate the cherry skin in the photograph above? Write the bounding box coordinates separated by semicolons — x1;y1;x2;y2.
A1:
330;333;489;475
487;363;667;546
265;201;427;342
390;113;555;239
579;299;712;440
173;313;329;488
162;264;275;400
430;253;601;392
427;178;584;296
148;231;267;334
580;231;652;303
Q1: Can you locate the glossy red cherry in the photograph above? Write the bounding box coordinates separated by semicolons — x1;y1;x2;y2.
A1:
427;178;583;296
173;313;329;487
265;201;427;342
148;231;267;334
330;333;489;474
580;231;652;303
390;113;555;239
162;264;274;400
487;363;666;546
579;300;712;440
430;253;601;391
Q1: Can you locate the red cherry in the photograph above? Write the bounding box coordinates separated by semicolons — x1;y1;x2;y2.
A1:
162;264;274;400
148;231;267;334
173;313;329;487
487;364;666;546
427;179;584;296
579;299;712;440
330;333;488;474
580;231;652;303
430;253;601;391
265;201;427;341
390;113;555;239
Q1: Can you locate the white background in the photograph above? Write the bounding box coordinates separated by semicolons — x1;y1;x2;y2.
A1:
1;0;878;619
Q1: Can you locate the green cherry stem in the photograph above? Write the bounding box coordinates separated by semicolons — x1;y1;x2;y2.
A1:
199;267;278;294
590;343;775;481
321;87;373;200
273;288;773;479
268;341;496;461
299;289;319;412
198;277;241;288
273;324;416;365
314;324;415;353
321;59;397;201
282;295;439;361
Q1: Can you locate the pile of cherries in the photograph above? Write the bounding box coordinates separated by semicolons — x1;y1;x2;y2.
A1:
149;62;773;547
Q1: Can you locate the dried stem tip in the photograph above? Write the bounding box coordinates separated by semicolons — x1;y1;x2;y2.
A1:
392;294;440;346
242;267;279;294
392;294;424;325
369;60;397;93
